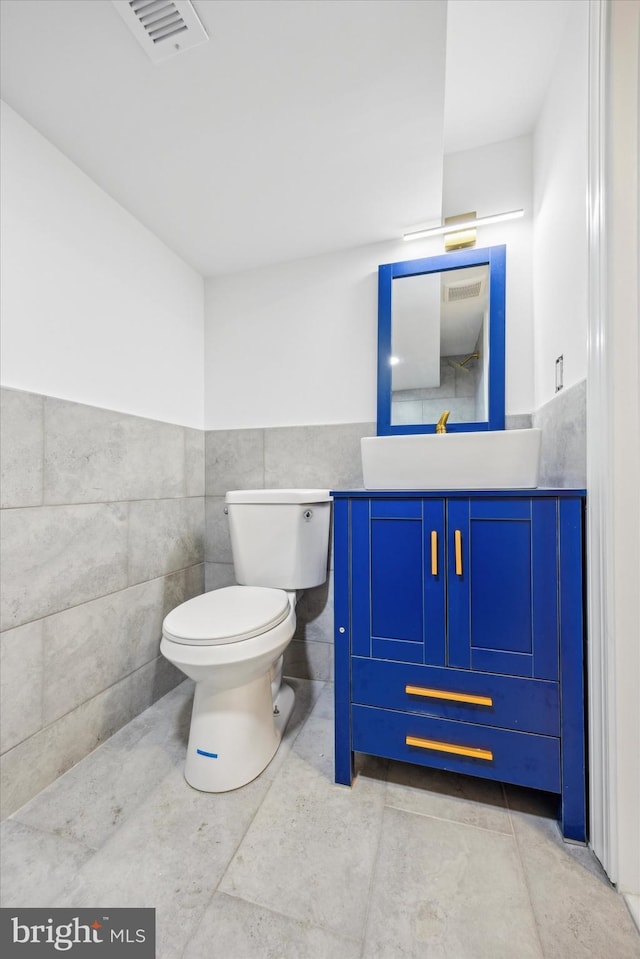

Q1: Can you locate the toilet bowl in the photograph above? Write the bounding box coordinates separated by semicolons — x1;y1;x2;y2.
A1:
161;489;331;792
161;585;296;792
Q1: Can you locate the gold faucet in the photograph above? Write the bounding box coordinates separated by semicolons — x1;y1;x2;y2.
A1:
436;410;450;434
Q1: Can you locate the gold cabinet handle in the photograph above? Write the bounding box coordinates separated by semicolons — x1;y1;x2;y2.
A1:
430;530;438;576
405;685;493;707
454;529;463;575
406;735;493;762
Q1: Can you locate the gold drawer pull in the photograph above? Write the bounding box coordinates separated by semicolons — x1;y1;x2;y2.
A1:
405;685;493;707
431;530;438;576
454;529;463;575
406;735;493;762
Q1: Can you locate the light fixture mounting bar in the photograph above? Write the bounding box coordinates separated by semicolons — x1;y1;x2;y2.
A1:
403;209;524;242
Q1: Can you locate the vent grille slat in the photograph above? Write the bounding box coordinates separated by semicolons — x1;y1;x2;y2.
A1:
151;22;188;42
137;3;182;28
139;7;182;30
113;0;208;63
146;13;184;34
131;0;169;14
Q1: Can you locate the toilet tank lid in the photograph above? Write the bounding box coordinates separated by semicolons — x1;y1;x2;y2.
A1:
225;489;331;504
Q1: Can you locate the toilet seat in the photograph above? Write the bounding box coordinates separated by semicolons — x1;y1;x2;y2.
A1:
162;585;290;646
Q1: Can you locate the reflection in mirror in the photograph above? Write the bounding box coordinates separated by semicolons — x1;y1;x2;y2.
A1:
391;265;489;426
377;245;505;435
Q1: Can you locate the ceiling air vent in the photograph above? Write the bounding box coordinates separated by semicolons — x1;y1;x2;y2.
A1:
443;278;484;303
112;0;209;64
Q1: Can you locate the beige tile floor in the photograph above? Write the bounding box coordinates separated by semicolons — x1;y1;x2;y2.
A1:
2;678;638;959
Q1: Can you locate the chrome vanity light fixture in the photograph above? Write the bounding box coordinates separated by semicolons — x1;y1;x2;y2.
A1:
403;209;525;242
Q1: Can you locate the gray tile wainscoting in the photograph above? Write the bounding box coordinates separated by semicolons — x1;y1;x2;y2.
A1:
533;379;587;488
0;388;205;816
2;387;584;815
205;422;376;684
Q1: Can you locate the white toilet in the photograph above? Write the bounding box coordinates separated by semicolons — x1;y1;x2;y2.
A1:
160;488;331;793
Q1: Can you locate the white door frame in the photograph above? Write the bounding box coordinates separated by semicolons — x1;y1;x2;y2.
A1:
586;0;640;917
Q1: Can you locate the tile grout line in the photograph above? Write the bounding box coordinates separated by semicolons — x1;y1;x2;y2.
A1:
0;562;206;635
382;776;518;839
504;785;548;959
382;797;517;839
2;814;101;856
208;681;328;894
39;393;46;507
3;657;185;761
176;777;278;959
206;888;364;952
357;764;391;959
2;494;206;511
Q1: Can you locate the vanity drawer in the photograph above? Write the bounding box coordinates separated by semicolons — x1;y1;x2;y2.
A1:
352;704;561;793
351;657;560;736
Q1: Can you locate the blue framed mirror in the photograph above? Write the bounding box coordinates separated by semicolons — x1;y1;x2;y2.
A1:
377;245;506;435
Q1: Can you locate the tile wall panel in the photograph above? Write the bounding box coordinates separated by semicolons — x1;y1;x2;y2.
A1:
204;562;237;593
127;497;204;584
0;503;129;631
185;429;206;497
205;496;233;564
0;389;43;508
0;620;44;753
533;379;587;488
44;398;186;504
40;568;204;726
205;429;264;496
264;422;375;490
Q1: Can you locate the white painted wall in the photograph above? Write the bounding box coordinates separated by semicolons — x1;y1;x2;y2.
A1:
532;2;589;409
205;136;533;431
205;241;387;429
443;135;534;416
0;102;205;428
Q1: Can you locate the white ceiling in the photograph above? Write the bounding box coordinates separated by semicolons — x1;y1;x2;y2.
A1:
0;0;573;277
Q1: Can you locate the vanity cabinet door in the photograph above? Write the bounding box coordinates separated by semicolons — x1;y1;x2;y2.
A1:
351;497;446;666
350;494;559;677
447;497;559;679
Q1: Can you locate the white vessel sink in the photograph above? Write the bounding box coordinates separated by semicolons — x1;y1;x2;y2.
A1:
361;429;542;490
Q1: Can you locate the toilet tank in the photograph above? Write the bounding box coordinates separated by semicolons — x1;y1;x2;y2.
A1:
225;489;331;589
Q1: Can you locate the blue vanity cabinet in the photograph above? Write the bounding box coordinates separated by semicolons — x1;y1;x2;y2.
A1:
332;490;587;842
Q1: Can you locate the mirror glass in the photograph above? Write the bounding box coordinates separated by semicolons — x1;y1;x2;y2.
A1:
391;264;489;426
377;245;506;435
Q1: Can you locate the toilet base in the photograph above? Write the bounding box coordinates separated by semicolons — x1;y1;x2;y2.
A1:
184;673;295;792
272;680;295;740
